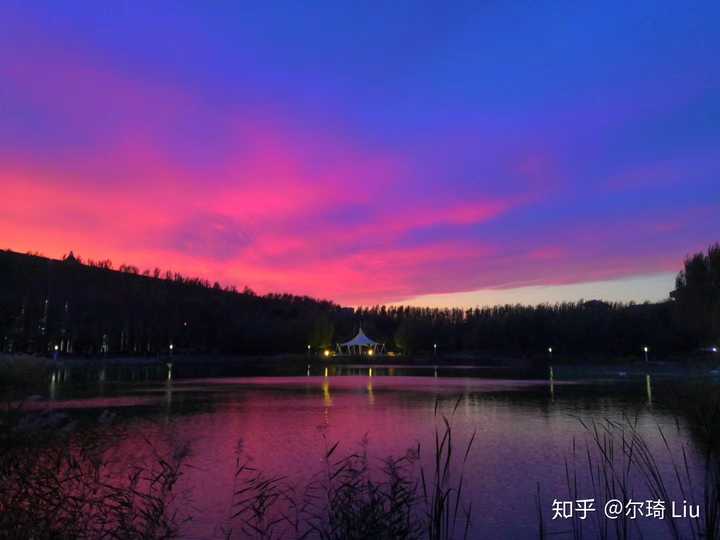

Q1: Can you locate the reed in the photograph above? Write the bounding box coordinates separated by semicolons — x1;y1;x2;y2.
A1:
229;396;475;540
537;387;720;540
0;406;190;539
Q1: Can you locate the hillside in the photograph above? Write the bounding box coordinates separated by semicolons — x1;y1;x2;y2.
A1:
0;250;344;355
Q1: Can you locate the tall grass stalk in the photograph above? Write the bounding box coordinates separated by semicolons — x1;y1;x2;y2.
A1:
229;396;475;540
0;406;190;539
538;411;720;540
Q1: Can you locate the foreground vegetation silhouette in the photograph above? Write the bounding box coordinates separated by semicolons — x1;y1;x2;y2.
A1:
537;384;720;540
0;399;474;540
228;398;474;540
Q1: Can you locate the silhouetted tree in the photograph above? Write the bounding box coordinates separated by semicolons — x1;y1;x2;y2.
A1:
2;245;715;359
671;243;720;346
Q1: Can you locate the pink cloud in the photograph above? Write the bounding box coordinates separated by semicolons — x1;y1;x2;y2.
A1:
2;20;716;306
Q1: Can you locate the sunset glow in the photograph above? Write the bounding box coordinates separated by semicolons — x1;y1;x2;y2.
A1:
2;2;719;305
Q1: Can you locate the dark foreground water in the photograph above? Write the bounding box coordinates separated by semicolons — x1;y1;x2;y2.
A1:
33;367;714;539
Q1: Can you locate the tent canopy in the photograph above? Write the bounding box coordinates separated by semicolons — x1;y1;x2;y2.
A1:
338;327;379;347
336;327;385;354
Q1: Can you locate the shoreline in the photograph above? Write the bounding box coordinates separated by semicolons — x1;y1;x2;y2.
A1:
2;352;719;388
4;350;718;367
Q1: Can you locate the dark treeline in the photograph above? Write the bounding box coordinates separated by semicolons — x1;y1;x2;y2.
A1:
0;250;347;356
1;244;718;358
358;300;684;357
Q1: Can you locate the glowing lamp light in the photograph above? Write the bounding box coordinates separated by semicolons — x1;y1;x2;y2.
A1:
368;349;374;356
713;347;718;353
643;346;648;353
54;345;59;351
324;350;330;357
548;347;553;353
169;344;174;350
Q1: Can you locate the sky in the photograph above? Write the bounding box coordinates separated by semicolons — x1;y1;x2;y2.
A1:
1;1;719;306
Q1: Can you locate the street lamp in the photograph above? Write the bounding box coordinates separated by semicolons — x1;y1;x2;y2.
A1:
169;343;174;357
433;343;437;355
643;346;649;363
547;347;553;361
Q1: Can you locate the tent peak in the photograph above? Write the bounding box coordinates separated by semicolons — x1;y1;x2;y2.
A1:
337;326;384;352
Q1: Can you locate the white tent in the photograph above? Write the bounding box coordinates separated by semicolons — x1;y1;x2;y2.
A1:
336;327;385;355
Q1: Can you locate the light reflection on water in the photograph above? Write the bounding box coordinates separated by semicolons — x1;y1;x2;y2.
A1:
31;371;704;539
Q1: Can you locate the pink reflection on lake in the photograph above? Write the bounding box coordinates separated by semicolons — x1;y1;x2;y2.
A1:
36;375;691;539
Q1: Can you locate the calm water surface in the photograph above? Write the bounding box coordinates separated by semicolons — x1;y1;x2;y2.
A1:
38;369;708;539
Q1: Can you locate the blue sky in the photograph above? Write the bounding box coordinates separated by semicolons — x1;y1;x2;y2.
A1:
1;1;718;304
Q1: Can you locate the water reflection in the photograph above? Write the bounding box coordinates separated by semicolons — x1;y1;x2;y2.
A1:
49;371;57;401
27;371;712;539
322;379;332;407
549;365;555;401
165;379;173;412
367;380;375;405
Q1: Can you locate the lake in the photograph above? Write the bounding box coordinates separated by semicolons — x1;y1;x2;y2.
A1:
28;366;714;539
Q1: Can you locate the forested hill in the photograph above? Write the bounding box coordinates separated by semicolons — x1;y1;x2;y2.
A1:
1;245;717;358
0;250;345;355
